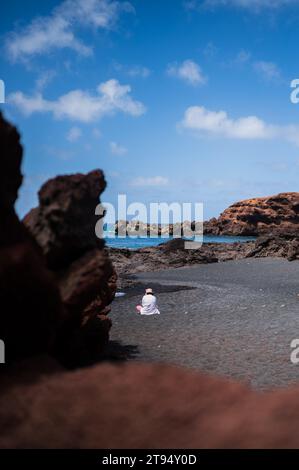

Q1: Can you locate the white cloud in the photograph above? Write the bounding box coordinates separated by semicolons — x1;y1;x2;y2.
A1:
131;176;169;187
8;79;146;122
167;60;206;86
110;141;127;155
254;61;281;81
67;126;82;142
187;0;299;11
6;0;134;62
181;105;299;146
203;0;299;9
182;106;270;139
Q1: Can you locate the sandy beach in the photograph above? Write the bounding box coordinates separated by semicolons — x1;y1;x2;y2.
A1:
110;257;299;390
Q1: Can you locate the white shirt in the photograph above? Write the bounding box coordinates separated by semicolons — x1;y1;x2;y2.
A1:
140;294;160;316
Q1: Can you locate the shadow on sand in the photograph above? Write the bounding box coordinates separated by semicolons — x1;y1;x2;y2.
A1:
102;340;140;362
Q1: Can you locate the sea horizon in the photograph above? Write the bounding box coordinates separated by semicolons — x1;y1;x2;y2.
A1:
105;234;256;250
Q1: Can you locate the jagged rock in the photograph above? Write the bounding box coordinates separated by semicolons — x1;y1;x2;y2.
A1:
0;112;116;364
246;231;299;261
204;193;299;236
109;238;256;288
0;112;63;361
114;220;197;237
23;170;107;269
55;248;116;365
24;170;117;364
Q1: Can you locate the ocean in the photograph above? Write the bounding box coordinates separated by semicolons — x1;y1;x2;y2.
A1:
104;234;256;250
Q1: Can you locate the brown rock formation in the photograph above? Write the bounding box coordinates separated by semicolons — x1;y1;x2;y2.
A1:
24;171;117;366
246;231;299;261
23;170;107;269
204;192;299;236
0;112;116;364
2;358;299;449
0;112;63;361
109;237;254;287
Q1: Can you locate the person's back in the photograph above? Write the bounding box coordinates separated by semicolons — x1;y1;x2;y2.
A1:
136;288;160;315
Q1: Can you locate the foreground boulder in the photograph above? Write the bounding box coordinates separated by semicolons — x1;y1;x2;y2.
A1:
0;111;116;364
24;171;117;366
23;170;107;269
204;192;299;236
2;358;299;448
0;112;63;360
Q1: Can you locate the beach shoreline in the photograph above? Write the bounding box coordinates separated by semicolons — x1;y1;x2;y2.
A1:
110;257;299;391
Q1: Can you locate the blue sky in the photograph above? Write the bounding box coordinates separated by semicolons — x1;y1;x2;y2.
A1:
1;0;299;220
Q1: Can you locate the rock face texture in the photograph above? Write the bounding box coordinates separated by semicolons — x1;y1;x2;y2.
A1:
23;171;106;269
246;232;299;261
3;358;299;449
24;171;117;366
0;112;116;364
0;113;63;360
109;238;255;288
204;192;299;236
114;220;199;237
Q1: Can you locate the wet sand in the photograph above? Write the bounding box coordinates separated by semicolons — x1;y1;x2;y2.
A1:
110;258;299;390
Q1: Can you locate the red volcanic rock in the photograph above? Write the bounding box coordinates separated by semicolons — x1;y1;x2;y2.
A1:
0;112;116;363
0;113;63;361
204;192;299;236
55;249;117;365
24;169;117;363
23;170;107;269
2;359;299;449
58;249;116;319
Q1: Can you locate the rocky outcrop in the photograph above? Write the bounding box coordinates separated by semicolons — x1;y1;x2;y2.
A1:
246;231;299;261
115;192;299;238
0;112;63;361
24;171;107;269
204;192;299;236
24;171;117;366
0;112;116;365
109;238;255;288
3;358;299;448
114;220;198;237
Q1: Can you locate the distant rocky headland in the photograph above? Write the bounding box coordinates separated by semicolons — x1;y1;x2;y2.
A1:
109;192;299;239
111;219;200;237
204;192;299;236
107;193;299;287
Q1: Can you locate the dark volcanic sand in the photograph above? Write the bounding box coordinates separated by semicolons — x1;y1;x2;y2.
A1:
110;258;299;390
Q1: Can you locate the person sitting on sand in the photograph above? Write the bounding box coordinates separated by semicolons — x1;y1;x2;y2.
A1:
136;288;160;315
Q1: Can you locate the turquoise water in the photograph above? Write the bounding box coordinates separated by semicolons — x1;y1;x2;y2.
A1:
105;235;256;250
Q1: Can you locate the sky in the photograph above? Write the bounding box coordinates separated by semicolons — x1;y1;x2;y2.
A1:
1;0;299;221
